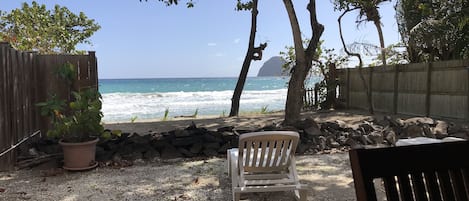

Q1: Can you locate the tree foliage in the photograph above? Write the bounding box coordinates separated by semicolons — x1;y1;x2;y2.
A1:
140;0;194;8
396;0;469;62
0;1;100;54
333;0;390;66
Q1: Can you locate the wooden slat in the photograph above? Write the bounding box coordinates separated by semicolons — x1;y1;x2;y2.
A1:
383;176;400;201
424;171;443;201
437;170;456;201
258;141;267;167
266;140;275;167
410;172;428;201
252;141;260;167
398;174;414;201
462;169;469;200
449;169;468;201
279;140;290;167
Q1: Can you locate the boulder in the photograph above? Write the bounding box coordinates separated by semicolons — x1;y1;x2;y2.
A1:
402;125;425;138
293;118;319;130
161;145;183;159
368;131;384;144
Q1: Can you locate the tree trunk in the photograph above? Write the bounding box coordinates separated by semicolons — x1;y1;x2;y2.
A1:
374;19;386;66
229;0;258;117
338;8;374;114
283;0;323;125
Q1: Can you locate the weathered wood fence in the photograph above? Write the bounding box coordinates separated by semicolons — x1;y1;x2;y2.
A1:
337;60;469;119
0;42;98;171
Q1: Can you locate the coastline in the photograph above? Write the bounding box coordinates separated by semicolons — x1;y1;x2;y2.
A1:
103;110;374;135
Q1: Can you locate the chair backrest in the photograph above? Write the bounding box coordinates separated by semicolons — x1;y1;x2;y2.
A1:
238;131;299;173
349;141;469;201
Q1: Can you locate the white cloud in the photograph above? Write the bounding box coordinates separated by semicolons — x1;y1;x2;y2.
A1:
208;43;217;46
233;38;241;44
215;53;224;57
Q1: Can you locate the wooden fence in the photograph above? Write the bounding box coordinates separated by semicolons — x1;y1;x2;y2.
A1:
337;60;469;119
0;42;98;171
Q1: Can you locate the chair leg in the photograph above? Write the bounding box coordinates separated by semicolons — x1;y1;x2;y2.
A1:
233;192;240;201
227;149;231;177
294;189;307;201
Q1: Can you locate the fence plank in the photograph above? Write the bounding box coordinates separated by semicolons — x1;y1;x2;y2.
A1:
338;59;469;119
0;44;7;170
1;45;98;171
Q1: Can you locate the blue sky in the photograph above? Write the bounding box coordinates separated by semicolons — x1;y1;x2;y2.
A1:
1;0;400;79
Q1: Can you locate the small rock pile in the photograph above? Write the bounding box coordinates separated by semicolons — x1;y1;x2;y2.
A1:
27;116;469;168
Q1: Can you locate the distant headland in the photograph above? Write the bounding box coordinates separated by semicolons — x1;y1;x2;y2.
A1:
257;56;286;77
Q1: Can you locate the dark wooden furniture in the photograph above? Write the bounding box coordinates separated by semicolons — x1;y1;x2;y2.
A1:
349;141;469;201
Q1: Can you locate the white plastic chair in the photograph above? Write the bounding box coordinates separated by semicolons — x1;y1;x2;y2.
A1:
227;131;308;201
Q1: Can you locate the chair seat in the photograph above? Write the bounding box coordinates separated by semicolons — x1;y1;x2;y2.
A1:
227;131;308;201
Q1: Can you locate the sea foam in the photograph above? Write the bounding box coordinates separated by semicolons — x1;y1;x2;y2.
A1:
102;88;287;123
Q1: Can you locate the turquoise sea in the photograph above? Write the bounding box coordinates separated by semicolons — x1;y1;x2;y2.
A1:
99;76;320;123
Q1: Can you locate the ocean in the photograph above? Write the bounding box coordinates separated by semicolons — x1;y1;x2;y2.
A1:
100;77;301;123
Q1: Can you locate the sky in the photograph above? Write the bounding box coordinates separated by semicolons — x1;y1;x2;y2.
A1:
1;0;401;79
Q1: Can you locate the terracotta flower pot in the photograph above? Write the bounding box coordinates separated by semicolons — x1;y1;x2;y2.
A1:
59;138;99;170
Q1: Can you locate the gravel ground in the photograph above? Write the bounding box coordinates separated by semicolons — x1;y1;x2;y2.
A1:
0;153;358;201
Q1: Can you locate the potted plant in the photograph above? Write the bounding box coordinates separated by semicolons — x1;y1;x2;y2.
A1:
37;88;104;170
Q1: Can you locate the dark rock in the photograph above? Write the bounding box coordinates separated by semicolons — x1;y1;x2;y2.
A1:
345;138;360;148
186;121;197;130
190;143;204;154
122;152;143;161
96;147;114;162
384;130;397;145
171;136;200;147
358;122;375;134
174;129;191;137
203;148;219;157
337;136;348;146
384;116;402;128
317;136;327;151
178;148;195;157
218;142;232;154
431;120;448;136
326;137;340;148
217;126;234;132
368;131;384;144
221;132;237;142
204;142;221;150
403;117;435;126
321;121;341;131
234;129;254;135
304;126;323;138
117;144;134;156
422;124;436;138
152;140;171;151
203;133;223;143
335;120;347;129
402;125;425;138
294;118;319;130
161;145;183;159
447;122;461;134
143;148;160;160
296;142;309;154
128;133;151;144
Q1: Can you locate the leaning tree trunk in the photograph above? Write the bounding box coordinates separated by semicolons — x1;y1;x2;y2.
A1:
374;18;386;66
229;0;259;117
339;8;374;114
283;0;323;125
